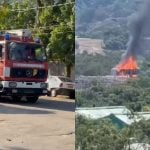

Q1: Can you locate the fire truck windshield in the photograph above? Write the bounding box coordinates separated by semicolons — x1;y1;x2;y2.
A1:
7;42;47;62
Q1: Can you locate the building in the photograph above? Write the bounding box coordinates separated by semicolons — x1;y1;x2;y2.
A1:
76;106;150;128
126;143;150;150
75;38;105;55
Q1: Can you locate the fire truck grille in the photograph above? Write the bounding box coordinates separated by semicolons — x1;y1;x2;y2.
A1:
10;68;47;79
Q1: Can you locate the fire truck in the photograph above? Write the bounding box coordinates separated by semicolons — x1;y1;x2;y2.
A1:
0;29;48;103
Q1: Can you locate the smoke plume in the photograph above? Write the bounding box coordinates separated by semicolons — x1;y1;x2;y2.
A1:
124;0;150;59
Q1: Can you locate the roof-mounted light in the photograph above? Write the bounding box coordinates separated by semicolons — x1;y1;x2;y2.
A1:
35;37;40;43
4;33;10;40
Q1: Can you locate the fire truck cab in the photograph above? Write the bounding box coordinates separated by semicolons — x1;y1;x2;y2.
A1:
0;29;48;103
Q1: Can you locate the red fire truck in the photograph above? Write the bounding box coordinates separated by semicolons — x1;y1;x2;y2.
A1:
0;29;48;103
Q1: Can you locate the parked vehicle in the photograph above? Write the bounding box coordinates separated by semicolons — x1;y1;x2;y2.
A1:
0;29;48;103
47;76;75;99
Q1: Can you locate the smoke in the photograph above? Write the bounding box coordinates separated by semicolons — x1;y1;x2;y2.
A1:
124;0;150;59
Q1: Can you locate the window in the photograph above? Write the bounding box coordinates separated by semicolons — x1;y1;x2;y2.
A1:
7;42;47;61
0;43;5;60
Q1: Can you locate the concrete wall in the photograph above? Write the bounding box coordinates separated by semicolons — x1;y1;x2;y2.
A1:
75;38;105;55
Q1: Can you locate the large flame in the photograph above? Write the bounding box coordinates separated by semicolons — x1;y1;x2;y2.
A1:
116;56;139;71
115;56;139;76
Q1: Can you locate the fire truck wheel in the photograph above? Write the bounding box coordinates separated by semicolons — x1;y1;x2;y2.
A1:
47;90;51;96
26;96;39;103
51;89;57;97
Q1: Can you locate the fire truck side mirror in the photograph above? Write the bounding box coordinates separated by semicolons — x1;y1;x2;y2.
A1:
0;44;2;58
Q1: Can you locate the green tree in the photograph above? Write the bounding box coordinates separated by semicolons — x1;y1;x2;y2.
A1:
0;0;36;29
103;26;128;50
76;76;150;111
35;0;75;77
76;116;150;150
48;23;74;77
47;3;74;77
76;116;126;150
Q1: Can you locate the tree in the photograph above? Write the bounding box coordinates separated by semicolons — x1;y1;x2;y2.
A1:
48;23;74;77
75;51;122;76
76;116;126;150
0;0;36;29
35;0;75;77
103;26;129;50
47;3;75;77
76;75;150;111
0;1;10;29
76;115;150;150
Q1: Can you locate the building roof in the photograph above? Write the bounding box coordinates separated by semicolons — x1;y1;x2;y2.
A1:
76;106;130;119
76;106;150;125
126;143;150;150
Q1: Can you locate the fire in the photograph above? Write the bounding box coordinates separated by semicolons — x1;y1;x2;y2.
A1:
116;56;139;71
112;56;139;77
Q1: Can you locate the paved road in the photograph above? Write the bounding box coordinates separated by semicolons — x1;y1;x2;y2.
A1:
0;96;75;150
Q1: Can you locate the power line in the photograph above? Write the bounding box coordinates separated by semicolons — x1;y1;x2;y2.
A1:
0;14;74;30
0;24;74;32
32;28;74;34
0;26;74;34
9;2;74;12
31;31;74;35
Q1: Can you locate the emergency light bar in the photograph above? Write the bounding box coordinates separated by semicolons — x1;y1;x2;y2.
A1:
0;29;41;43
4;33;10;40
6;29;32;38
35;37;41;43
0;29;32;38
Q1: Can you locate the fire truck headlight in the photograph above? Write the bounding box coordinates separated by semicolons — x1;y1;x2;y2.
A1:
9;82;17;88
40;83;47;89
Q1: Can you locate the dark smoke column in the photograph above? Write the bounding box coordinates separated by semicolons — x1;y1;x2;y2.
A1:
124;0;150;59
111;0;150;76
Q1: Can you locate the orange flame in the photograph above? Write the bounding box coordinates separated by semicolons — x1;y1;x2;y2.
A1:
116;56;139;71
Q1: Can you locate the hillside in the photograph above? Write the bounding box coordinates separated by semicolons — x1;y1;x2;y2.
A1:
76;0;146;51
76;0;140;38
